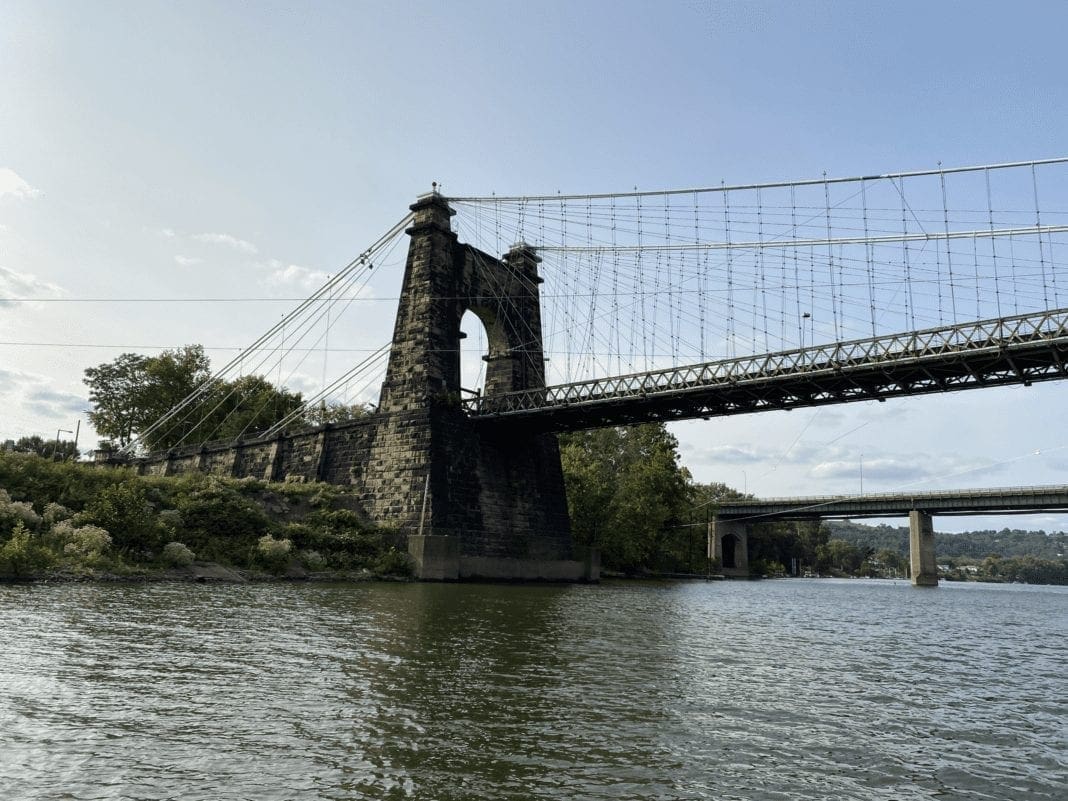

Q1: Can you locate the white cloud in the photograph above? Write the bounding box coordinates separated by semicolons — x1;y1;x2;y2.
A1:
0;367;86;425
159;227;176;238
263;261;330;291
285;373;321;396
174;255;202;266
193;232;258;254
684;443;768;465
809;452;1009;486
0;265;66;306
0;168;41;201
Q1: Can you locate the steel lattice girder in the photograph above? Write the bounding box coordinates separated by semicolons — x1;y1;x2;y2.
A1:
466;308;1068;432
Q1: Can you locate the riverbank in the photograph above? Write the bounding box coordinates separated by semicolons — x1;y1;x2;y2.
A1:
0;561;402;584
0;451;412;581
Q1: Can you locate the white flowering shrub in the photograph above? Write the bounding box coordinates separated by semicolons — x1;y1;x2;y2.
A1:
0;490;42;531
161;541;195;567
257;535;293;560
61;524;112;559
43;502;72;525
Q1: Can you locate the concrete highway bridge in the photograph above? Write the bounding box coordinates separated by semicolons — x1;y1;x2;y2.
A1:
711;485;1068;585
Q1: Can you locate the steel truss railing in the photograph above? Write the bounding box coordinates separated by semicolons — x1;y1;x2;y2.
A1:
465;307;1068;423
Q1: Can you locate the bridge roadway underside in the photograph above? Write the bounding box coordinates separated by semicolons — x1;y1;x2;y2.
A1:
469;316;1068;432
714;486;1068;522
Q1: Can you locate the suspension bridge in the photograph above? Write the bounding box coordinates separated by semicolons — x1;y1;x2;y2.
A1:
105;158;1068;580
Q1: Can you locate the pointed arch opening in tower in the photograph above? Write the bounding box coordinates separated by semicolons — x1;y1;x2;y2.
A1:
459;309;489;398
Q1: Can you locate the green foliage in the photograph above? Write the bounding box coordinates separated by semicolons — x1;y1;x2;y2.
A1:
305;508;368;531
58;523;112;561
279;519;385;569
0;488;43;535
161;541;195;567
256;535;293;573
196;375;303;444
81;482;161;552
13;436;79;461
84;352;154;447
560;424;691;572
372;547;413;577
300;549;327;570
43;502;72;526
0;452;399;579
825;519;1068;562
83;345;304;451
816;538;870;575
173;484;271;563
302;401;375;427
0;522;55;576
0;451;130;513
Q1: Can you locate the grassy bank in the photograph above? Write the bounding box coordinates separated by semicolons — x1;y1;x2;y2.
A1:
0;452;412;582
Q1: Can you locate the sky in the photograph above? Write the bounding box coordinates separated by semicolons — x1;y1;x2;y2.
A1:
2;0;1067;533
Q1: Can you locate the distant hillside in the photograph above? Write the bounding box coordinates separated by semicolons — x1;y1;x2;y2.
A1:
826;520;1068;560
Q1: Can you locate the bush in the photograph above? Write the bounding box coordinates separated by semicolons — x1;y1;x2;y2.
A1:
161;541;195;567
300;549;327;570
305;508;367;532
81;482;160;551
61;524;113;560
0;522;54;576
0;452;127;512
256;535;293;574
174;487;270;563
372;547;413;577
158;509;183;531
0;490;42;534
42;502;72;526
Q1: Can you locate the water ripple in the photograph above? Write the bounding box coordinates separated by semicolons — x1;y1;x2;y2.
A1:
0;579;1065;799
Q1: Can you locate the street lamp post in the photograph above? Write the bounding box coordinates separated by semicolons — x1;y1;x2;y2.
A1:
52;428;73;461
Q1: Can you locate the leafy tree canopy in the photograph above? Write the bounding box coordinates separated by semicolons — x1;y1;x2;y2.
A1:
13;435;79;461
84;345;304;452
302;401;375;427
560;423;692;572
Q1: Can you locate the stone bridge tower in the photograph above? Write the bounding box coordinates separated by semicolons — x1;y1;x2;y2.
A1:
356;192;597;580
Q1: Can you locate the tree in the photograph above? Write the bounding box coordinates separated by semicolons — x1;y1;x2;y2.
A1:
302;400;375;427
196;375;304;442
84;352;151;447
84;345;305;452
560;423;691;572
13;435;79;461
817;538;869;575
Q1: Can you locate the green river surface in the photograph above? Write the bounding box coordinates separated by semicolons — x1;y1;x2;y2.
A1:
1;578;1065;800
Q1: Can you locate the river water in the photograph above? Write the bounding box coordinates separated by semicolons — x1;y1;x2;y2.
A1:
0;578;1065;800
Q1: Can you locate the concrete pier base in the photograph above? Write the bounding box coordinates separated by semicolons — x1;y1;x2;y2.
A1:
408;536;599;582
908;510;939;587
710;518;750;577
408;534;460;580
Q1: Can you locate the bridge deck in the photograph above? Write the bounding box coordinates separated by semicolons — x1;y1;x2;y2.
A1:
466;308;1068;432
714;485;1068;521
